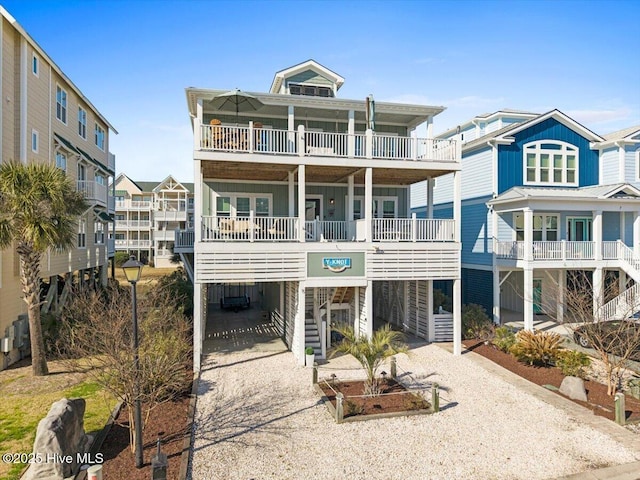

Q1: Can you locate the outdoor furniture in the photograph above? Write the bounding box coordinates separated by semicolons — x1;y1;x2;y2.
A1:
209;118;223;148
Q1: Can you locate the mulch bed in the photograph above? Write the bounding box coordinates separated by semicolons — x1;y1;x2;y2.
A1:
463;340;640;423
98;395;191;480
318;378;430;418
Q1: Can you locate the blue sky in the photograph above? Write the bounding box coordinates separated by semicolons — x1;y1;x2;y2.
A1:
3;0;639;182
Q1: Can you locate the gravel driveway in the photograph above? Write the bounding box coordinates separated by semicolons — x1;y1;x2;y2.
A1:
189;342;640;480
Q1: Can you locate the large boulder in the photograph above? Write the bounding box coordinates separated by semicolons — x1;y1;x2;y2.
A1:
23;398;90;480
559;376;588;402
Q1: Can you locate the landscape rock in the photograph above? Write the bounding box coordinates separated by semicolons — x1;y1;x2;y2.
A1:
559;376;588;402
23;398;89;480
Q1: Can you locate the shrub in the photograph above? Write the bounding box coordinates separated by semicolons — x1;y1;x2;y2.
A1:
493;326;516;353
403;393;430;411
345;400;365;416
305;346;314;355
555;349;591;378
509;330;562;366
114;251;130;267
462;304;493;340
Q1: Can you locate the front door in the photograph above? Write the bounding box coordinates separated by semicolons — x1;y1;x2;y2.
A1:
568;218;592;241
305;198;321;221
533;278;543;314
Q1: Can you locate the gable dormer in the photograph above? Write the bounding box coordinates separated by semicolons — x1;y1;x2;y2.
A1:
269;60;345;97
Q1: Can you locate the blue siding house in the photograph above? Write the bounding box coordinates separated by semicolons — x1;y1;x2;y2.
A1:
414;109;640;331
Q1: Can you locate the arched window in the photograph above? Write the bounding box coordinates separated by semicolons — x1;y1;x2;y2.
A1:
523;140;578;186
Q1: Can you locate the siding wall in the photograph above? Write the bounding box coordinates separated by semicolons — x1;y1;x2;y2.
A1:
461;268;493;314
602;212;621;241
600;147;620;184
498;118;599;193
461;198;493;266
285;281;298;350
625;145;639;185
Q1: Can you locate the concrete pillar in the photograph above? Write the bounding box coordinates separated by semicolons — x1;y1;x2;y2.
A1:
557;270;565;323
427;280;435;341
493;267;501;325
298;164;306;242
523;268;534;331
365;280;373;338
193;283;203;371
593;267;604;319
365;167;373;241
453;278;462;355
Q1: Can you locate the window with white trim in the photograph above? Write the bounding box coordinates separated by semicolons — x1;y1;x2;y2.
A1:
31;129;39;153
215;193;272;217
55;152;67;171
78;219;86;248
95;173;106;185
94;222;104;244
94;123;105;150
524;141;578;186
56;85;67;124
78;107;87;139
514;213;558;241
32;54;39;76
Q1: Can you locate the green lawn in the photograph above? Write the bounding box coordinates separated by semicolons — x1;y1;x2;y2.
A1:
0;362;117;480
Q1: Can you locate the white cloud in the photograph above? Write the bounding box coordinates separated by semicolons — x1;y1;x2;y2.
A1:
566;107;632;126
445;95;505;108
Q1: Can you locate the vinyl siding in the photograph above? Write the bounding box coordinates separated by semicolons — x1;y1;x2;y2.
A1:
600;147;620;184
461;268;493;314
497;214;513;241
430;172;453;206
498;118;599;193
461;198;493;266
625;145;639;185
602;211;621;241
624;212;634;247
485;118;502;134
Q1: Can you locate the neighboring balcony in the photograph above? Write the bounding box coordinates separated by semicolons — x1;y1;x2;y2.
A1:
155;209;187;222
154;229;177;241
115;200;153;210
115;239;152;249
115;220;152;229
175;216;455;251
495;240;639;266
77;180;107;206
198;123;459;163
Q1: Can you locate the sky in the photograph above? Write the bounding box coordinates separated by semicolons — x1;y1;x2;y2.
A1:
2;0;639;183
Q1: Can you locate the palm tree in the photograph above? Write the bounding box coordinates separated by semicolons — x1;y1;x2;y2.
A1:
331;323;409;395
0;161;88;376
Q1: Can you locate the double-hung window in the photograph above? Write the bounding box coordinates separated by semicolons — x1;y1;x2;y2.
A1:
94;222;104;244
524;141;578;186
95;124;105;150
78;107;87;139
56;85;67;124
515;214;558;241
78;219;86;248
55;152;67;171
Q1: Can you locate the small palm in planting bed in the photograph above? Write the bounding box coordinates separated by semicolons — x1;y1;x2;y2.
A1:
509;330;562;366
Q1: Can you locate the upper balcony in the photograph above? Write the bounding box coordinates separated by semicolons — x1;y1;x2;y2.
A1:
77;180;107;207
197;123;458;164
115;200;153;210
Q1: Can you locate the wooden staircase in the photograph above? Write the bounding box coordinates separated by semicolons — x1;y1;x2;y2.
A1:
331;286;354;304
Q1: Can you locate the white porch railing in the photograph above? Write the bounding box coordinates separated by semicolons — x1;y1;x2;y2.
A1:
115;200;153;210
115;239;151;248
202;215;299;242
175;229;195;249
115;220;151;228
77;180;107;204
372;218;455;242
304;220;351;241
198;124;459;163
601;283;640;321
496;240;597;261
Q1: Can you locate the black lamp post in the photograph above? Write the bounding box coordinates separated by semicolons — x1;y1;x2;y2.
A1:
122;255;144;468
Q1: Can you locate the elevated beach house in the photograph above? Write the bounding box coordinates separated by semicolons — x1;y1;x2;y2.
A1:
178;60;462;369
413;109;640;330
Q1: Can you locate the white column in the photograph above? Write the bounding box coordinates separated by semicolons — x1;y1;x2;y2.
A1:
288;171;295;217
194;160;202;243
347;174;354;221
453;278;462;355
426;116;433;139
365;281;373;337
326;294;332;348
427;178;434;219
453;171;461;242
295;282;306;365
593;210;603;261
524;208;533;262
523;268;534;331
287;106;295;153
298;164;306;242
354;286;360;337
347;110;355;157
427;280;435;341
365;167;373;241
279;281;285;317
557;270;565;323
195;98;203;150
193;283;203;371
593;267;604;319
493;267;501;325
620;271;627;294
634;212;640;257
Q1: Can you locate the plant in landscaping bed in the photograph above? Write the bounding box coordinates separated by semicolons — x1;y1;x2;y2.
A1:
555;349;591;378
493;326;516;352
403;392;430;411
509;330;562;366
462;304;494;340
305;346;314;355
345;400;365;416
331;323;408;396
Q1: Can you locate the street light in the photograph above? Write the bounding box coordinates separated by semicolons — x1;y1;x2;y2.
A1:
122;255;144;468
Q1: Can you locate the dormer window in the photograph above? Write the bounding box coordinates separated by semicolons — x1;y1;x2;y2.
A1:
288;83;334;97
523;140;578;186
